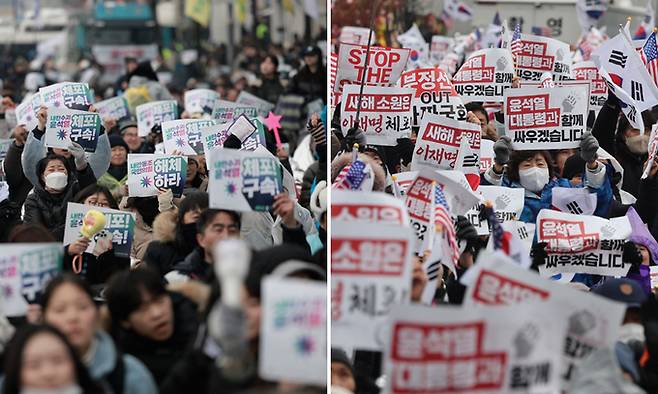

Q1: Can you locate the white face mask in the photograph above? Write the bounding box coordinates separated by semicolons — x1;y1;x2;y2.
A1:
519;166;550;193
626;134;650;155
21;385;82;394
618;323;645;345
44;171;68;191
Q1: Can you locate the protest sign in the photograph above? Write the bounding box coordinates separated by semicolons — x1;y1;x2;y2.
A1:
398;25;429;70
429;36;455;65
211;100;258;123
480;138;495;174
404;172;435;252
127;154;187;198
161;119;217;156
452;48;515;102
338;26;374;46
503;85;589;150
184;88;220;115
136;100;178;137
339;85;413;145
332;190;410;226
39;82;93;110
335;43;410;93
536;209;633;277
0;243;63;317
44;108;102;153
462;250;626;385
236;91;275;117
201;115;263;154
93;96;131;122
572;61;608;115
384;301;567;394
505;33;572;81
464;186;525;235
259;277;326;385
332;221;414;351
207;148;282;212
16;94;41;130
63;203;136;258
399;67;467;127
411;113;481;172
398;170;480;215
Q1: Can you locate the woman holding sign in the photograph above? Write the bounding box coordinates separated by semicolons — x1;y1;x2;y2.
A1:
482;133;613;223
23;154;97;241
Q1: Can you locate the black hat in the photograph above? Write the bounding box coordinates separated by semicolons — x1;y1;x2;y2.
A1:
331;347;354;376
562;154;586;181
592;278;647;307
302;46;322;58
109;134;129;152
119;120;138;134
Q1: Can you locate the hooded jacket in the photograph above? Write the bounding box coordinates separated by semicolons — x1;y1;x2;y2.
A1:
22;164;96;241
114;293;199;386
143;210;192;276
87;331;158;394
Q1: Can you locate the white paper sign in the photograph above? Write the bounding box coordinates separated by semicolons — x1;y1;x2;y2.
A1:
429;36;455;65
335;43;410;93
44;108;102;153
463;250;626;386
136;100;178;136
39;82;93;110
572;61;608;115
259;277;326;385
464;186;525;235
236;91;275;117
332;190;410;226
161;119;217;156
384;301;567;394
503;85;589;150
211;100;258;123
339;26;374;46
0;243;63;316
93;96;131;122
505;33;573;81
207;148;283;212
453;48;514;102
536;209;633;277
332;221;415;351
411;113;481;172
127;154;187;197
201;115;260;154
340;85;413;145
16;94;41;130
184;88;220;115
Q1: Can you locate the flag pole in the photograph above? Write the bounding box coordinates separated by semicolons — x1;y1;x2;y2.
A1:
351;0;381;149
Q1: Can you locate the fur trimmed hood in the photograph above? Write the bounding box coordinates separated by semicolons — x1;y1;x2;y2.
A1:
152;209;178;243
330;152;386;191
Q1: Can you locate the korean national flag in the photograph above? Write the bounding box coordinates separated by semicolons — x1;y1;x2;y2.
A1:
592;28;658;112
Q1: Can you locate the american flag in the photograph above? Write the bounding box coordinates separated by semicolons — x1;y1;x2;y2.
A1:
510;23;522;62
332;159;367;190
433;185;460;270
484;204;512;254
640;32;658;87
531;26;552;37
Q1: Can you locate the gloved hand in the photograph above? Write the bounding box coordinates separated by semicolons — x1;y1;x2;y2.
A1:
493;136;513;166
579;132;599;163
156;188;174;212
344;126;367;151
92;231;113;257
623;241;643;273
68;142;88;170
455;215;478;245
308;113;326;146
530;242;548;271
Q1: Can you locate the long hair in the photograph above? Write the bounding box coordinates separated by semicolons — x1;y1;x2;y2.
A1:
2;324;103;394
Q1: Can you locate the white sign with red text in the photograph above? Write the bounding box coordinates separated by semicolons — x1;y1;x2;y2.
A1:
335;43;410;93
453;48;514;102
332;190;410;226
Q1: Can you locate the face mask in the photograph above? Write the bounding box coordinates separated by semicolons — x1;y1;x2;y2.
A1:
518;167;550;193
626;134;650;154
44;171;68;191
181;222;199;246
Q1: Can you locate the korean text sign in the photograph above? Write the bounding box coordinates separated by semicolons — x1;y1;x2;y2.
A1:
63;203;136;258
212;100;258;123
332;190;410;227
201;115;263;154
207;148;282;212
508;33;572;81
45;108;102;153
136;100;178;136
184;88;220;115
94;96;131;122
411;113;481;171
0;243;63;317
340;85;413;146
259;277;326;385
503;85;589;150
384;302;567;394
331;221;415;352
536;209;633;277
161;119;217;155
39;82;93;110
452;48;515;102
127;154;187;197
